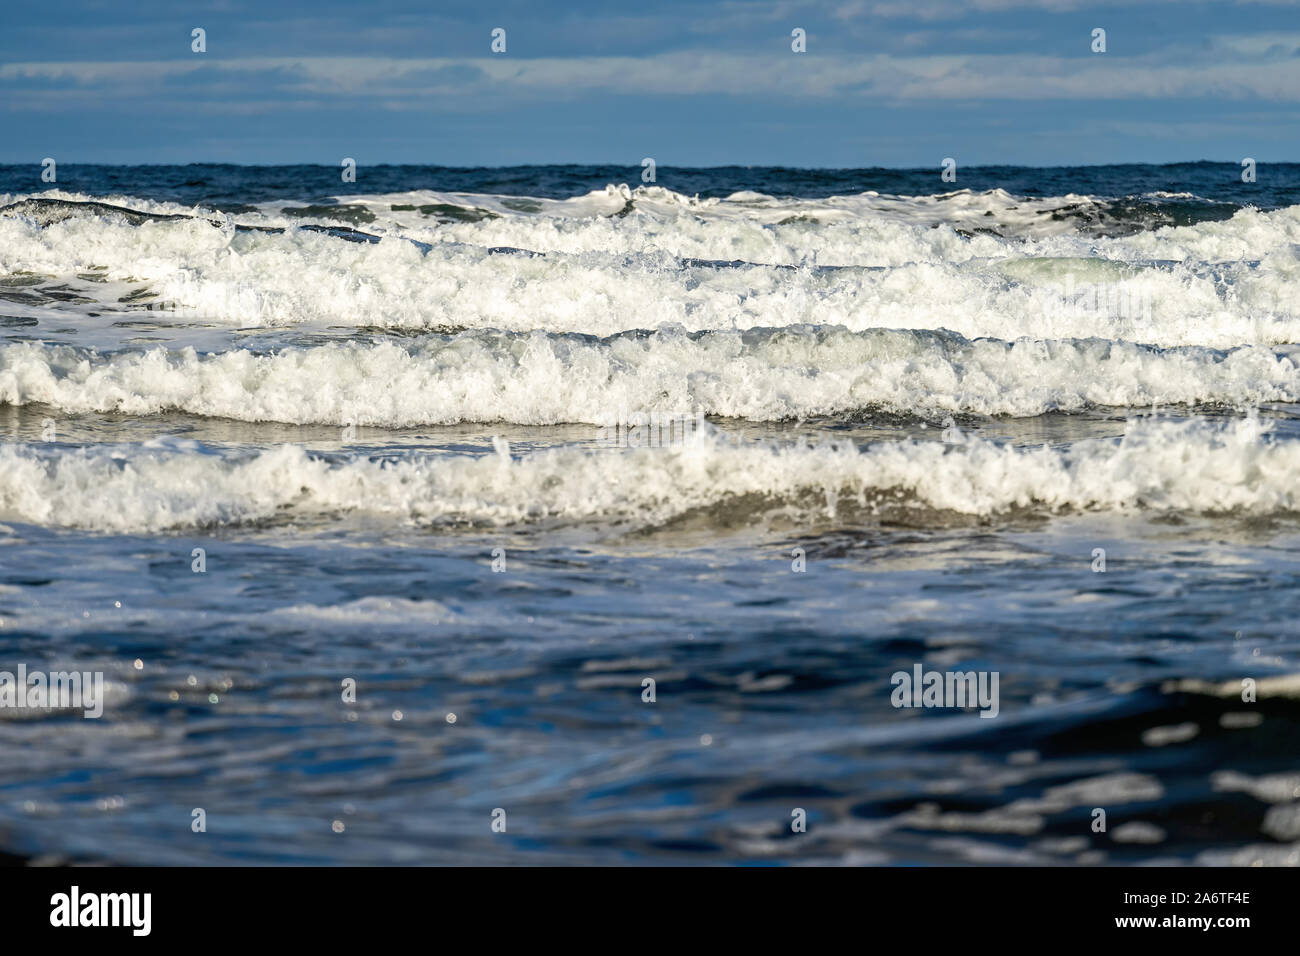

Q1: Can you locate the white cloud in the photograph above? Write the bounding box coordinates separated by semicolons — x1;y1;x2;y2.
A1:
4;47;1299;105
837;0;1297;18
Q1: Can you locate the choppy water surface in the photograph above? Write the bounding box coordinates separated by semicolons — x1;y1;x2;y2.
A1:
1;163;1299;865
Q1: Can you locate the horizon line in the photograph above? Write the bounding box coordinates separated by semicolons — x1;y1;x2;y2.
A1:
0;158;1295;171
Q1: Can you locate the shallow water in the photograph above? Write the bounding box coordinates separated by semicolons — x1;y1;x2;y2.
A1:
1;163;1299;865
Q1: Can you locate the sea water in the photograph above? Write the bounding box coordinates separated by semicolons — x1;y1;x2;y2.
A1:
0;162;1298;865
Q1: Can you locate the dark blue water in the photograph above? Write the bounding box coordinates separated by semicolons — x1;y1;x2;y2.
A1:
4;159;1297;214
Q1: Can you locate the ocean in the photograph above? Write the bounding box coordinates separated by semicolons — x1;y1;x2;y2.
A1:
1;161;1298;865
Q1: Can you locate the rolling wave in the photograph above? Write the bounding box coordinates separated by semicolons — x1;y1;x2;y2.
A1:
0;419;1291;532
1;195;1298;350
1;332;1297;425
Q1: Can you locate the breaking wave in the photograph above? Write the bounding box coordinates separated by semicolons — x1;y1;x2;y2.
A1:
0;419;1292;532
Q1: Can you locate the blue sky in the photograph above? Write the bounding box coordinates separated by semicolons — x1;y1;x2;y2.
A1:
2;0;1298;166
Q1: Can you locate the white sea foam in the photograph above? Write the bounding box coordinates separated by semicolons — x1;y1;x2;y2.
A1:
329;184;1118;239
1;333;1297;425
2;191;1297;348
0;419;1292;532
